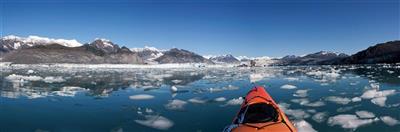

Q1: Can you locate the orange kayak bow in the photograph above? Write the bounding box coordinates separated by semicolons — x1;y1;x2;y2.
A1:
224;86;297;132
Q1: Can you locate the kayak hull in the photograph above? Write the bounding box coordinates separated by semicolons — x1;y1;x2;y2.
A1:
230;86;297;132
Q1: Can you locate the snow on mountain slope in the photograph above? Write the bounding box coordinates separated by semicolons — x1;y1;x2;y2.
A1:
2;35;82;49
208;54;240;63
131;46;164;61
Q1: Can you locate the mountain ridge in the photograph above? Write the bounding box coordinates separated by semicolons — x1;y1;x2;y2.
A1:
1;35;398;65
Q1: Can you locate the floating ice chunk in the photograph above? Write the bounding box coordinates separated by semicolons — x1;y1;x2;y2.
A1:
134;115;174;130
170;86;178;92
387;70;394;74
188;98;207;104
164;99;187;110
306;70;340;78
336;105;361;113
325;96;351;105
110;127;123;132
208;85;239;93
291;98;309;105
27;70;35;74
293;90;308;97
294;120;317;132
371;97;386;107
43;76;65;83
290;98;325;107
284;77;299;81
278;102;291;109
355;111;375;118
304;101;326;107
281;84;297;89
312;112;328;123
145;108;154;113
208;88;222;92
350;82;359;86
360;89;395;99
52;86;87;97
380;116;400;126
351;97;362;102
307;109;316;113
214;97;227;102
320;83;329;86
285;109;310;119
129;94;155;100
325;72;340;78
171;80;182;84
306;71;324;76
6;74;65;83
224;97;244;106
370;83;380;89
327;114;379;129
5;74;43;82
224;85;239;90
249;74;264;83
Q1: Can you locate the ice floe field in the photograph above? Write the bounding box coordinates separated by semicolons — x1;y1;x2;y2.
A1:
1;64;400;132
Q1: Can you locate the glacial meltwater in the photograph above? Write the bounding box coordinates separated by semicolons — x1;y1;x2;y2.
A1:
1;64;400;132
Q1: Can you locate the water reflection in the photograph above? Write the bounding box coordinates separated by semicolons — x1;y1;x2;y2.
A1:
0;64;399;131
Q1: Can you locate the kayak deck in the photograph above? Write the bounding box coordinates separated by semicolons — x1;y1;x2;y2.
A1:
227;86;297;132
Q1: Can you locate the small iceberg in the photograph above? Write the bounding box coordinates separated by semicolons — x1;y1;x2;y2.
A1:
294;120;317;132
380;116;400;126
281;84;297;89
327;114;379;129
164;99;187;110
129;94;155;100
135;115;174;130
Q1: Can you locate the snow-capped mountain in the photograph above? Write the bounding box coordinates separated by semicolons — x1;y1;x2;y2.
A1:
276;51;349;65
235;56;251;61
303;51;348;58
0;35;82;53
155;48;213;64
131;46;164;61
88;38;121;53
208;54;240;63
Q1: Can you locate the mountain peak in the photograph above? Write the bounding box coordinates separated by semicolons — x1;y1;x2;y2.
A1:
130;46;164;62
130;46;162;52
209;54;239;63
89;38;120;53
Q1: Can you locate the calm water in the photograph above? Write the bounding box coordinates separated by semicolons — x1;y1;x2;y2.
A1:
1;65;400;132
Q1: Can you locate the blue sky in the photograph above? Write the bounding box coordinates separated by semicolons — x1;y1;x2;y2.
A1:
1;0;399;57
